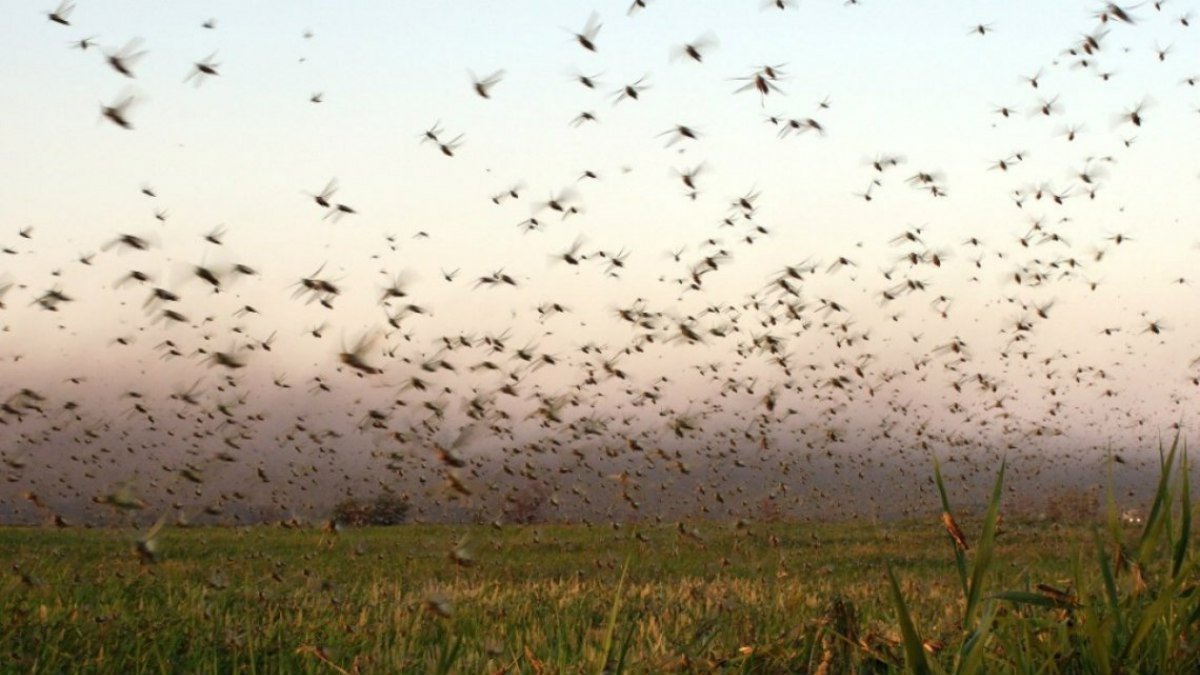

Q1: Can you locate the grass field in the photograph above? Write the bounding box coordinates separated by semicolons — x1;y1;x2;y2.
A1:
1;452;1196;674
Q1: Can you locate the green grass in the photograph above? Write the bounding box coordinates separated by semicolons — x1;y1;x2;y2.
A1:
1;444;1196;673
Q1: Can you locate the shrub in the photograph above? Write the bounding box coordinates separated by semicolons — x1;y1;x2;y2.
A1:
332;493;410;526
1041;484;1100;522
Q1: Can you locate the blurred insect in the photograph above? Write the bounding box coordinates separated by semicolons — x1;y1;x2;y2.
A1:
470;69;505;98
105;38;147;78
572;12;601;52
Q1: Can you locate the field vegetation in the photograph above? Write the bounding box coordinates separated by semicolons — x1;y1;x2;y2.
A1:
1;445;1195;674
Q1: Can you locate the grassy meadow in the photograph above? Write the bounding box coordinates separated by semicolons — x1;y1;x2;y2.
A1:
1;452;1197;674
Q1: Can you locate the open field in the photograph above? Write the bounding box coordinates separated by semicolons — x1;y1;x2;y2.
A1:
6;1;1200;673
2;459;1197;675
0;519;1089;674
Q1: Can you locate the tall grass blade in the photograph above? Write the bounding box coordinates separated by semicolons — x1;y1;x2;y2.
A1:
1092;526;1123;634
612;621;636;675
1172;446;1189;579
886;565;932;675
954;602;995;675
932;454;969;598
1104;447;1125;550
1083;611;1114;675
964;460;1005;629
1136;436;1178;565
434;634;463;675
1124;575;1182;659
597;557;630;675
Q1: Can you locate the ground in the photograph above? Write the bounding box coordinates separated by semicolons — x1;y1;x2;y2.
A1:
0;517;1154;674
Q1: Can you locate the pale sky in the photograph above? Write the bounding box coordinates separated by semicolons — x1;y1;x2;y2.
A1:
0;0;1198;523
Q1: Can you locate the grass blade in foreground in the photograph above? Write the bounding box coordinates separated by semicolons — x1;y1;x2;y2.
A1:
963;460;1005;630
933;454;969;600
886;565;933;675
597;557;631;675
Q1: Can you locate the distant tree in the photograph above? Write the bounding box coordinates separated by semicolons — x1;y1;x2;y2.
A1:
331;493;410;527
332;498;371;527
503;485;549;524
755;496;785;523
367;493;410;525
1042;486;1100;523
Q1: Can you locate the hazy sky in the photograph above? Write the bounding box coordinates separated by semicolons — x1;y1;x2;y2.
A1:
1;1;1198;523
